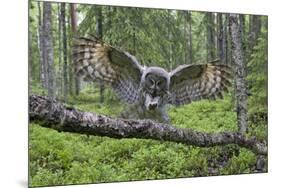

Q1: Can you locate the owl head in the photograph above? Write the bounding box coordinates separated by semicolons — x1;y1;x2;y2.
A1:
140;67;170;111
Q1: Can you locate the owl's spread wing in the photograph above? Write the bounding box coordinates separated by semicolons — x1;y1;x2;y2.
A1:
73;36;144;103
169;64;233;106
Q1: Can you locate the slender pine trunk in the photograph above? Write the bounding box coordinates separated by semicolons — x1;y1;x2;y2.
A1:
217;13;224;63
67;14;74;96
57;4;63;97
61;3;68;102
224;14;230;65
43;2;55;98
185;11;193;64
37;2;47;88
70;4;80;96
206;12;215;62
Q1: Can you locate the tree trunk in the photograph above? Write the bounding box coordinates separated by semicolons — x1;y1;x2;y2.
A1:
28;10;32;86
247;15;262;68
249;15;261;50
185;11;193;64
239;15;247;77
43;2;55;98
188;12;193;64
167;10;173;71
70;4;80;96
206;12;216;62
107;6;112;44
61;3;68;102
67;14;74;96
57;4;63;97
131;8;137;55
95;6;105;103
239;15;246;55
217;13;224;63
37;2;47;88
224;14;231;64
29;95;267;155
229;14;248;134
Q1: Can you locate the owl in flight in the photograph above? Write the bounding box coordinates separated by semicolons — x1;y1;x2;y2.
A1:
73;36;232;123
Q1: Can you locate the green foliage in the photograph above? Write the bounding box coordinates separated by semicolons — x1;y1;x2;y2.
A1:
30;81;47;96
221;148;257;174
247;34;268;116
169;94;237;132
246;30;268;143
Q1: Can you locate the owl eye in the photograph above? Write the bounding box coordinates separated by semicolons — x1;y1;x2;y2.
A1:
156;80;162;86
148;78;155;85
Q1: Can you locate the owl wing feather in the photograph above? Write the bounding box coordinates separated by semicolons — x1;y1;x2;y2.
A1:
169;63;233;106
73;36;144;103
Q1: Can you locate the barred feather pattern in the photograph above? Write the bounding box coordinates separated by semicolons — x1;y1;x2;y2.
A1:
72;36;143;104
169;64;233;106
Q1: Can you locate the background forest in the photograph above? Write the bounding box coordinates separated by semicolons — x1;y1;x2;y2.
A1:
29;1;268;187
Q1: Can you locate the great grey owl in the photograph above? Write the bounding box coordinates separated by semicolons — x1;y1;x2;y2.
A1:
73;36;232;123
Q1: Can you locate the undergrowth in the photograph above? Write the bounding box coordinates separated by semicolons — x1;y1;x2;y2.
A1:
29;86;267;187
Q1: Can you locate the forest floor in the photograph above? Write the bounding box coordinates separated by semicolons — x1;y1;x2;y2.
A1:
29;85;267;187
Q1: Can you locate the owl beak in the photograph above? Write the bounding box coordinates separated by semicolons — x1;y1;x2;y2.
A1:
145;94;160;111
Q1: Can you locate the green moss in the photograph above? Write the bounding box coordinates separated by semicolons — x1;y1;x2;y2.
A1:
220;148;257;175
169;96;237;133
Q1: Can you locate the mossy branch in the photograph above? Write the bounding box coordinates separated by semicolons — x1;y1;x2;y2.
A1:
29;95;267;155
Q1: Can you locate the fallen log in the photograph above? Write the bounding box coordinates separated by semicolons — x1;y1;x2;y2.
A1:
29;95;267;155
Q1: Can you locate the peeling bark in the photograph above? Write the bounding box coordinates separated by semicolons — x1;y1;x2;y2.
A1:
29;95;267;155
